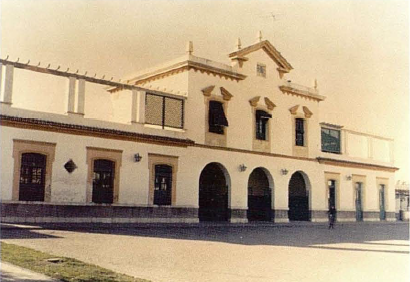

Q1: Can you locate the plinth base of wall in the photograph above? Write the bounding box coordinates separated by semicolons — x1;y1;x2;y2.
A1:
0;202;199;224
310;210;328;222
229;208;248;223
272;209;289;223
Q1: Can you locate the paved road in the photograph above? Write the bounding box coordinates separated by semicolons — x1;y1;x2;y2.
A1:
1;222;409;282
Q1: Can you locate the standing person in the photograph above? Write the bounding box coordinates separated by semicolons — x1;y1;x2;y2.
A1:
328;205;336;229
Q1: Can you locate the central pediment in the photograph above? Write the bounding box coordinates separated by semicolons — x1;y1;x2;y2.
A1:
229;40;293;74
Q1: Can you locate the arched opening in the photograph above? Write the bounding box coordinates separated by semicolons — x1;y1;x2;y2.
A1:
199;163;229;221
19;153;47;201
288;171;310;221
92;159;115;204
247;168;272;221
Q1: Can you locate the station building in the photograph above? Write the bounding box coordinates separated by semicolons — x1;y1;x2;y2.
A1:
0;35;398;224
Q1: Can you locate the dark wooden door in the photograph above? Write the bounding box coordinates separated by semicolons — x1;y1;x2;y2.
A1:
154;165;172;206
379;185;386;220
92;159;115;204
199;184;229;221
355;183;363;221
19;153;46;201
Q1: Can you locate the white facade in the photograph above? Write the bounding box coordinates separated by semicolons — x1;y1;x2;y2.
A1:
0;38;397;223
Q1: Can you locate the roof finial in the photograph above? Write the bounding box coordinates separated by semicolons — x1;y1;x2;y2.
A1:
314;79;318;89
186;41;193;55
237;38;242;50
257;31;263;42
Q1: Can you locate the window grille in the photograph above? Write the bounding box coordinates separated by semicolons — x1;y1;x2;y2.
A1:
145;93;184;129
256;110;271;140
209;100;228;134
92;159;115;204
19;153;47;201
321;128;341;153
295;118;305;146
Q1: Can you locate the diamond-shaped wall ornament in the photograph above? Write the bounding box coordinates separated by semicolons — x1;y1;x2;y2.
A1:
64;159;77;173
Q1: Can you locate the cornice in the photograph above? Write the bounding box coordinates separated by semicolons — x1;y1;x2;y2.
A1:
317;157;398;172
0;115;194;148
130;60;246;86
279;85;326;102
320;122;343;129
229;40;293;72
1;115;396;173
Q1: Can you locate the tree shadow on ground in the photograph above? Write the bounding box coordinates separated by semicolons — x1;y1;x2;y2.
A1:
1;224;62;240
3;222;409;254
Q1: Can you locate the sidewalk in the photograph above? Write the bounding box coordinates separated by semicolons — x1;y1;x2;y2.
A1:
1;262;62;282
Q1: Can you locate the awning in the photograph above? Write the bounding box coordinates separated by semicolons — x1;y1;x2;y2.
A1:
256;110;272;119
209;101;229;126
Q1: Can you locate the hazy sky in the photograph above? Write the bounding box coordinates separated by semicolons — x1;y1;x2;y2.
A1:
1;0;409;181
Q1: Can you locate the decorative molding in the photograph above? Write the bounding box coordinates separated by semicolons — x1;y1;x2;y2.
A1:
195;143;317;162
279;85;326;102
264;97;276;110
202;85;215;97
131;60;246;87
277;67;288;79
231;56;249;68
249;96;260;107
320;122;343;129
12;139;56;202
220;87;233;101
0;115;194;148
229;40;293;72
303;106;313;118
317;157;399;172
289;105;299;115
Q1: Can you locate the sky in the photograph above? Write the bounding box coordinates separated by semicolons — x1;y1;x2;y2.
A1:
1;0;409;181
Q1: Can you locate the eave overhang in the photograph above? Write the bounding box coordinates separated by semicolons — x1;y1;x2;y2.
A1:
0;115;195;148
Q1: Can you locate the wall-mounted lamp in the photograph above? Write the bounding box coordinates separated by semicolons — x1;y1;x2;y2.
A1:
281;169;289;175
239;164;247;172
346;175;352;181
134;153;143;162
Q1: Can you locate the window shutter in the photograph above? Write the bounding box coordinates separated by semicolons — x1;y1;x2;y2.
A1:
209;101;229;127
256;110;272;119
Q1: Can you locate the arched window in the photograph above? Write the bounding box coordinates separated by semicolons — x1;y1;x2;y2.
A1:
19;153;47;201
154;165;172;206
256;110;271;140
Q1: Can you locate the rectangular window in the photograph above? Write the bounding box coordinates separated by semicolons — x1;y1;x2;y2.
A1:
321;128;341;153
295;118;304;146
256;63;266;77
145;93;184;129
209;100;228;134
256;110;271;140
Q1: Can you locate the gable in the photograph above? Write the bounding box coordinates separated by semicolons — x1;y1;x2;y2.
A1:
229;40;293;75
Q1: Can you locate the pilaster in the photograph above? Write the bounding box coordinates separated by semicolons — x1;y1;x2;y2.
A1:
77;79;86;115
3;64;14;104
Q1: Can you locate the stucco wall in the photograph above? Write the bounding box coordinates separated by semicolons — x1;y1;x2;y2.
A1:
1;123;396;217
